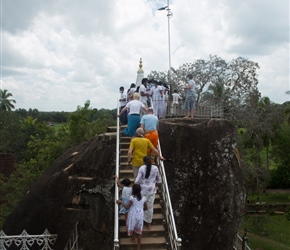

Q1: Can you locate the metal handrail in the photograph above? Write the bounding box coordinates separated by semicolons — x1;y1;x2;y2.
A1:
64;222;79;250
150;97;181;249
156;141;182;250
113;101;120;249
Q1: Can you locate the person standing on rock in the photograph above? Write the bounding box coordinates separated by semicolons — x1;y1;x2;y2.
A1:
135;156;161;230
184;73;197;118
140;107;159;162
127;128;165;179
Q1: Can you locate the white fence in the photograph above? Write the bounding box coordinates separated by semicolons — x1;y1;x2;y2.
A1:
0;229;57;250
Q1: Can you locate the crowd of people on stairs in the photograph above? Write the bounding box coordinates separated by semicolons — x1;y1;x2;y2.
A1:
116;75;196;249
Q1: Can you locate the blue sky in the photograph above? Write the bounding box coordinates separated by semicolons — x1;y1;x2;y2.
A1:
1;0;289;111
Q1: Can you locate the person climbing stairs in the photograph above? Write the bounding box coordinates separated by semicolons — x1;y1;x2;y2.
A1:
118;127;167;250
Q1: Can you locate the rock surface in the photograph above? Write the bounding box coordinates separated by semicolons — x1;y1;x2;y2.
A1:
3;133;116;250
3;118;245;250
159;118;245;250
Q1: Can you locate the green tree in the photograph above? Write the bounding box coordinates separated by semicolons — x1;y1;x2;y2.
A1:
270;123;290;188
147;55;260;114
0;89;16;111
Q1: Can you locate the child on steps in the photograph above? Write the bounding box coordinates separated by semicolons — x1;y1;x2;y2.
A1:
115;176;132;224
116;184;148;250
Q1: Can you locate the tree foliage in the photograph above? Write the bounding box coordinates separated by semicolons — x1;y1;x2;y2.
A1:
0;101;116;226
0;89;16;111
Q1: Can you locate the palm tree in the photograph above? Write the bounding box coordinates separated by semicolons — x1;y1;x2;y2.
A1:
0;89;16;111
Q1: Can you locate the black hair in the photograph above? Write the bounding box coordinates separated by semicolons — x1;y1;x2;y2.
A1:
127;83;136;93
120;178;131;187
142;78;148;85
174;89;178;93
187;74;193;79
132;184;142;201
143;156;152;179
136;86;140;92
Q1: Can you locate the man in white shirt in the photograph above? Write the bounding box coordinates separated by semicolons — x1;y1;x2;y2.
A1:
139;78;149;116
119;86;127;125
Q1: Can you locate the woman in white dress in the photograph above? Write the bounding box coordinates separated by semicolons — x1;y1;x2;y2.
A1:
135;156;162;230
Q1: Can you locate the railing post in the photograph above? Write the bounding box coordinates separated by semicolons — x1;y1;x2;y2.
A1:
242;228;248;250
176;238;182;250
114;238;120;249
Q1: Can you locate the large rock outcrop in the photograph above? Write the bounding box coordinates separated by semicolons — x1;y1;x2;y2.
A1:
3;118;245;250
159;118;245;250
2;133;117;249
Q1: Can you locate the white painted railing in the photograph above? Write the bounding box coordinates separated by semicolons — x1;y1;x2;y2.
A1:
64;222;79;250
156;141;182;250
166;101;224;118
113;101;120;250
151;99;182;249
0;229;57;250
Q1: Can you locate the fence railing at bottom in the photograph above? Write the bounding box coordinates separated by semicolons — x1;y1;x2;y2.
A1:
64;222;79;250
233;231;251;250
0;229;57;250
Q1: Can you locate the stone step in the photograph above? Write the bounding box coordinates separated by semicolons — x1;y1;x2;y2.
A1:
68;176;94;181
119;236;167;250
119;213;164;225
119;169;134;179
120;148;128;154
120;142;130;149
120;224;165;237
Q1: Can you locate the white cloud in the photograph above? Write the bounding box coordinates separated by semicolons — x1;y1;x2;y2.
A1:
1;0;289;111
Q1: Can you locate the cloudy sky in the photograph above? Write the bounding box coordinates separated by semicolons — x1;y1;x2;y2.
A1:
1;0;289;111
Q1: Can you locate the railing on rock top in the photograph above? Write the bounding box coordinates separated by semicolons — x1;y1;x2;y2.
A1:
0;229;57;250
166;101;223;118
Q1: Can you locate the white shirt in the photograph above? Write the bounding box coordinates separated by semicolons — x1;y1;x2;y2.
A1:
120;92;127;106
152;85;162;101
122;186;132;199
172;93;181;104
126;100;145;115
139;85;147;103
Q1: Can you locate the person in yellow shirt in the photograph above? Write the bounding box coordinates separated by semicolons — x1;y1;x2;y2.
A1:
127;128;165;179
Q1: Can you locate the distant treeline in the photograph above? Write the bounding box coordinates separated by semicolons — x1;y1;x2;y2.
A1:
14;108;117;123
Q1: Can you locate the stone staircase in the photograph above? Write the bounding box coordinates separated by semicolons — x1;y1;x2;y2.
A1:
117;126;168;250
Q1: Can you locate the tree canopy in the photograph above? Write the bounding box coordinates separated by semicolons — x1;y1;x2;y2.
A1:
0;89;16;111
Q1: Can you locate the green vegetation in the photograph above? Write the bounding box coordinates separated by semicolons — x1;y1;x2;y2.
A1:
248;193;290;204
0;100;116;226
239;215;290;250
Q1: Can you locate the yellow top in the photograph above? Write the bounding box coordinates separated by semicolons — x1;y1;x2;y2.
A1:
130;137;153;166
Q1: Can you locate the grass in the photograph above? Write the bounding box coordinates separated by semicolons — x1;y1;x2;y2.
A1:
248;193;290;204
239;215;290;250
239;191;290;250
